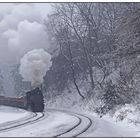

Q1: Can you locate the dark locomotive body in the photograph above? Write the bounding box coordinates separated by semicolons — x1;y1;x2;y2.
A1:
26;87;44;112
0;87;44;112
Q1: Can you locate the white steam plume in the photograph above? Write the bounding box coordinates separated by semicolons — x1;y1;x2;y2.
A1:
19;49;52;88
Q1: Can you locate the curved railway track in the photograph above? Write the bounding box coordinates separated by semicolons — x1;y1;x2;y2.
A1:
0;108;94;137
73;114;92;137
53;114;82;137
0;112;45;132
0;111;36;128
47;109;93;137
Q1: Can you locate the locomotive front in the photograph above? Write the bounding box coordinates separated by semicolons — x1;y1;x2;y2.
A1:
25;87;44;112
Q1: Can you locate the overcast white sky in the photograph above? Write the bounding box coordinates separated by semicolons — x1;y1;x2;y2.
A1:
34;3;53;18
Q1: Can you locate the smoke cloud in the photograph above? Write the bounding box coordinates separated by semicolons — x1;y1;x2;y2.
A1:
4;20;49;61
0;3;50;64
19;49;52;88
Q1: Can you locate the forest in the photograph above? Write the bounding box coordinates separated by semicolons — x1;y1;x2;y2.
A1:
42;3;140;115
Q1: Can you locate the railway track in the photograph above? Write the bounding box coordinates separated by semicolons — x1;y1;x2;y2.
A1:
0;108;93;137
53;114;82;137
0;112;45;132
73;114;92;137
47;109;93;137
0;111;36;128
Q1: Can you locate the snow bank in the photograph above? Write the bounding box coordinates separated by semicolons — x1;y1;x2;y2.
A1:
112;104;140;128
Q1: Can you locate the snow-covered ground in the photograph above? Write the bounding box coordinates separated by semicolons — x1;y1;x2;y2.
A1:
0;106;31;124
0;106;140;137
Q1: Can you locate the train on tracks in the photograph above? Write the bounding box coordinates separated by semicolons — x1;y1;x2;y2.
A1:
0;87;44;112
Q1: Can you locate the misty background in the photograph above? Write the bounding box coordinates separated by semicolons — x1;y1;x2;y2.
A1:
0;3;52;96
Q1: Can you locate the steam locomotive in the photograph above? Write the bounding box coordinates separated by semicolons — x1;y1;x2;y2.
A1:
0;87;44;112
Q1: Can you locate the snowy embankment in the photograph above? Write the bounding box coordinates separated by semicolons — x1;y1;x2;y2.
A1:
44;70;140;137
0;106;31;124
45;91;140;137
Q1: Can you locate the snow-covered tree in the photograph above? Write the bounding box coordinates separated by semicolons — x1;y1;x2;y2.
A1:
0;69;5;95
44;3;140;112
11;65;31;96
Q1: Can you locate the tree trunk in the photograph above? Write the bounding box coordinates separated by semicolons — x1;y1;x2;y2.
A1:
82;43;95;89
71;64;85;99
67;35;85;99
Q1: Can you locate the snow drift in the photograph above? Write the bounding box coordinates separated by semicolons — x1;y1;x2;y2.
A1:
19;49;52;88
